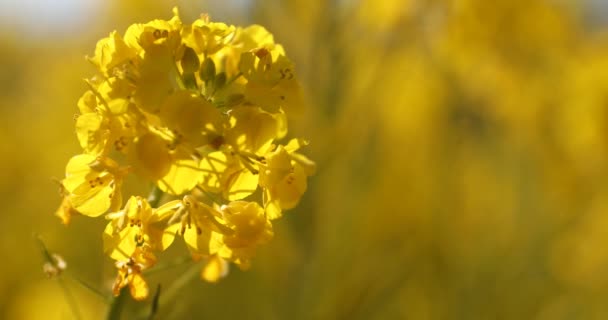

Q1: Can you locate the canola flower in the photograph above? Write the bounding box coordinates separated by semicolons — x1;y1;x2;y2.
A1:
54;8;315;301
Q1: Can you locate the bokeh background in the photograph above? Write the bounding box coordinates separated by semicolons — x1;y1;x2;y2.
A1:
2;0;608;318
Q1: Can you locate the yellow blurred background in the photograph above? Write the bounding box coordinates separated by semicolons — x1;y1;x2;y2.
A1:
3;0;608;318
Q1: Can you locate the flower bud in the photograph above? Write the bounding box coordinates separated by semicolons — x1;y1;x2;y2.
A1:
214;72;227;89
180;46;200;74
200;57;216;83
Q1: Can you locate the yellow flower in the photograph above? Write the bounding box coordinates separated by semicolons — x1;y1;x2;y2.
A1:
225;106;286;154
123;11;182;113
56;7;315;290
198;149;229;193
259;139;316;219
88;31;138;76
182;15;236;56
221;201;273;248
159;91;223;146
220;154;259;201
200;255;229;283
103;196;180;261
179;195;232;255
123;9;182;55
112;247;156;301
77;90;97;114
197;146;259;201
61;154;128;217
178;196;272;270
239;49;303;114
96;77;136;115
215;201;273;269
196;106;286;200
131;57;178;114
233;25;286;58
55;196;79;225
128;129;205;195
75;83;141;156
75;112;106;155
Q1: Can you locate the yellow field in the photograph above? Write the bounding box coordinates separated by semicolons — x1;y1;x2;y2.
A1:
2;0;608;319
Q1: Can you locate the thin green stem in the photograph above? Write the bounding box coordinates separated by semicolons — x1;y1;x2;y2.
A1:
144;256;192;276
226;72;243;86
35;235;83;320
190;199;234;235
35;234;54;262
159;262;201;309
238;154;260;175
106;287;128;320
58;277;84;320
135;262;201;319
65;272;108;301
147;285;161;320
195;186;224;205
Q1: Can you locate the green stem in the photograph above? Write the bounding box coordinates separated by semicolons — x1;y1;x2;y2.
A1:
58;277;84;320
143;256;191;276
35;235;83;320
35;234;54;262
65;272;108;301
158;262;201;311
135;261;200;319
106;287;128;320
147;285;161;320
195;186;224;206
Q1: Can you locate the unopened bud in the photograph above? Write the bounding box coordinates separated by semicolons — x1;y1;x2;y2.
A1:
200;57;216;83
180;46;200;74
214;72;227;89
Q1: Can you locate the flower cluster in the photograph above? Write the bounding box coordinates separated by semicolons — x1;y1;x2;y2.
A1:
55;8;315;300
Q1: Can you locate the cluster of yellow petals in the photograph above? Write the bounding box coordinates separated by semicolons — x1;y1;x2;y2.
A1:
55;8;315;301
